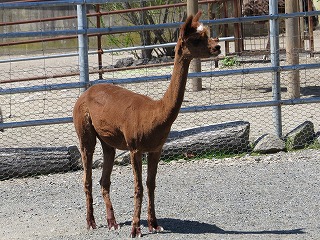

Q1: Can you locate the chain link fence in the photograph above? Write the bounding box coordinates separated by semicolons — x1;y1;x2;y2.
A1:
1;0;320;180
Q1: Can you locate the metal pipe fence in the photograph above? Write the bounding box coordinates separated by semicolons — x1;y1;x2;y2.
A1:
1;0;320;173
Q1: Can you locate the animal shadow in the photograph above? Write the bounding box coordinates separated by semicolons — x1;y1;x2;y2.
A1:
124;218;305;236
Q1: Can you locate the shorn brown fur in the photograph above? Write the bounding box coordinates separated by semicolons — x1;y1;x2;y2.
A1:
73;11;220;238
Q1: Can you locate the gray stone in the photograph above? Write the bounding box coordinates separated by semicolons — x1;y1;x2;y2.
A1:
285;121;315;150
160;56;173;62
253;134;286;154
133;58;149;66
114;57;134;68
148;58;161;64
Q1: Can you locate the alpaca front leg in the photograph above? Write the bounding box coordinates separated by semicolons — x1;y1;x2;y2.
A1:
130;150;143;238
147;151;164;233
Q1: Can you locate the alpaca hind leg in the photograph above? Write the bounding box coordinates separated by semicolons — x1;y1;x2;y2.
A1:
78;131;97;230
99;140;119;230
74;108;98;229
147;151;164;233
130;150;143;238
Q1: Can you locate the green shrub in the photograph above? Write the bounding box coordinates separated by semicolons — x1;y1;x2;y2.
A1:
221;56;240;68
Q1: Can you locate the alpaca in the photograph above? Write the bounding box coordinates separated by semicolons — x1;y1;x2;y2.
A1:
73;11;220;238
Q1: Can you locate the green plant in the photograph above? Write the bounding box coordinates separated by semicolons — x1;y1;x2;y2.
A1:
221;56;240;68
305;139;320;150
160;149;249;163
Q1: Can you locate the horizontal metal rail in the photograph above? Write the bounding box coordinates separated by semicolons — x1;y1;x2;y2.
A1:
0;37;235;64
0;0;225;27
181;96;320;113
0;0;141;8
1;0;231;8
1;11;320;39
1;63;320;95
1;96;320;130
0;117;73;129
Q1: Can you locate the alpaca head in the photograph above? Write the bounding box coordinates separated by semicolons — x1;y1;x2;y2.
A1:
177;11;221;60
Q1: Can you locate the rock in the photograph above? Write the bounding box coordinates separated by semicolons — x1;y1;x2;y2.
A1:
160;56;173;63
285;121;315;150
133;58;149;66
253;134;286;154
316;134;320;146
148;58;161;64
114;57;134;68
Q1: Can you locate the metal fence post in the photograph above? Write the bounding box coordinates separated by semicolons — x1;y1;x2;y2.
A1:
77;3;89;91
269;0;282;137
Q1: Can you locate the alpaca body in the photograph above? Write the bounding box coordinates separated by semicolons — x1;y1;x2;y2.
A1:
74;84;172;152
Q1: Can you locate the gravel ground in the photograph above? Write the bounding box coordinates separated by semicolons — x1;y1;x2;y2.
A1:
1;149;320;240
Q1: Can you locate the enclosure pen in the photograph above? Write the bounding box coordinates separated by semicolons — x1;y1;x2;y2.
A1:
0;0;320;186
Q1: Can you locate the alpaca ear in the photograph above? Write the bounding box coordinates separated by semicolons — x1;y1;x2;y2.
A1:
192;11;202;23
180;15;193;40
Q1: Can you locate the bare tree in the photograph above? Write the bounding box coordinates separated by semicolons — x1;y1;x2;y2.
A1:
102;1;185;59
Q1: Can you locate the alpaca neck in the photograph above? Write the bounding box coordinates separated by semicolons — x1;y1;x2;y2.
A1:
160;42;191;124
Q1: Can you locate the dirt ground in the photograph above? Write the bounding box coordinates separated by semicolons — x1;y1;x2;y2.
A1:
1;149;320;240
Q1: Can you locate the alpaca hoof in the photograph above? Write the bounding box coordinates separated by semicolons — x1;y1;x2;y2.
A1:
87;219;97;230
149;225;164;234
108;219;120;230
130;227;142;238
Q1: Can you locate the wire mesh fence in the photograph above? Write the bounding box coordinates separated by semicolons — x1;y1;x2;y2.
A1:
1;0;320;180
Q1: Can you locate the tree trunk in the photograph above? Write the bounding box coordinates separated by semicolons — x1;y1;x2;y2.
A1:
285;0;300;99
139;1;152;59
0;146;81;180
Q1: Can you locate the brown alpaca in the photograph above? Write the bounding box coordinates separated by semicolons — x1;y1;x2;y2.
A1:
73;11;220;238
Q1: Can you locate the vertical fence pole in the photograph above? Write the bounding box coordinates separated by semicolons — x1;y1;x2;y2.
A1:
269;0;282;137
187;0;202;91
77;4;89;91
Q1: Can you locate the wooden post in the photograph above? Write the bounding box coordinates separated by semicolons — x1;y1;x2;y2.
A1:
298;0;304;50
223;1;230;55
233;0;243;54
307;0;315;57
285;0;300;99
187;0;202;91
